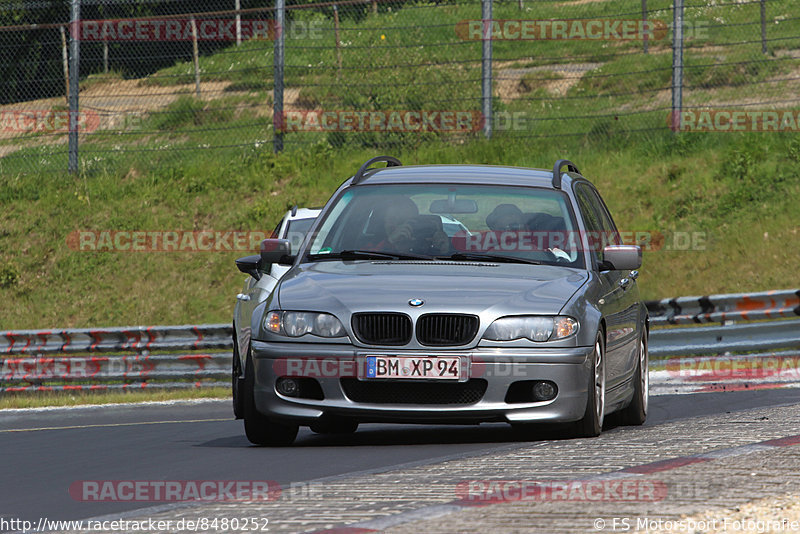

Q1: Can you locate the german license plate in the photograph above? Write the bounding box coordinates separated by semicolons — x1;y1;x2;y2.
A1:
364;355;463;380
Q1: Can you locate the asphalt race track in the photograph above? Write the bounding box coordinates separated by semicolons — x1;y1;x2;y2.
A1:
2;388;800;528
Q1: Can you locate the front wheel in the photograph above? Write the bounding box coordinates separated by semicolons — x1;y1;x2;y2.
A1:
572;333;605;438
619;332;648;426
232;331;245;420
242;351;298;446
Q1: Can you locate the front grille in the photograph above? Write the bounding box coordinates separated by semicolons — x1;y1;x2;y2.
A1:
416;314;479;346
340;378;487;405
352;313;412;346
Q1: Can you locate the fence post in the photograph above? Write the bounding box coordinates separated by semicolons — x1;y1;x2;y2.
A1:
190;17;201;97
671;0;684;133
274;0;285;153
68;0;80;174
481;0;492;139
60;26;69;105
235;0;242;46
760;0;767;54
642;0;648;54
333;4;342;72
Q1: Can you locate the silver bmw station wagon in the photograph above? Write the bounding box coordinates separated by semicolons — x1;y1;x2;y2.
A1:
232;157;649;445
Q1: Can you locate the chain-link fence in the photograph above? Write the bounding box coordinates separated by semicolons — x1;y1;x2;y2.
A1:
0;0;798;175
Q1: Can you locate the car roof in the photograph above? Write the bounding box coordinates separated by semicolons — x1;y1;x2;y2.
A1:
349;164;583;189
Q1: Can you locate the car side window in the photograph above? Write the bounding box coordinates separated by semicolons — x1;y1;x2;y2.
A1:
577;183;623;270
574;185;604;267
270;219;283;239
588;188;621;248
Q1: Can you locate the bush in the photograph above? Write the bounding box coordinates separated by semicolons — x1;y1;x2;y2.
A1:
0;264;20;288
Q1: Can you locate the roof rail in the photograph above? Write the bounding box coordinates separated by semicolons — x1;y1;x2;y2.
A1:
352;156;402;185
552;159;580;189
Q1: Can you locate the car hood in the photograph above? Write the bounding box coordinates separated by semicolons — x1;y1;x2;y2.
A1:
277;261;588;316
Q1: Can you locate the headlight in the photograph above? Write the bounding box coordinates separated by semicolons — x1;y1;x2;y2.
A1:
483;316;578;342
264;310;346;338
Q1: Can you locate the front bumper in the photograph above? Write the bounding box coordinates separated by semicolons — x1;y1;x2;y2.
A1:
250;340;593;425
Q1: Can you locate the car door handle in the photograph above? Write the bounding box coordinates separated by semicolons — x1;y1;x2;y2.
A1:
619;278;631;289
236;293;251;301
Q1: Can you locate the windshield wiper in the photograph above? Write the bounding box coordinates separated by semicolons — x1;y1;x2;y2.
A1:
439;252;542;265
309;249;433;261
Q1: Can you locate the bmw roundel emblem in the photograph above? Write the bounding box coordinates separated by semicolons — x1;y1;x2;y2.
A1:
408;298;424;307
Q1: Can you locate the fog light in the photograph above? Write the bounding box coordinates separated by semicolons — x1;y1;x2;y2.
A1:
532;381;557;401
276;377;300;397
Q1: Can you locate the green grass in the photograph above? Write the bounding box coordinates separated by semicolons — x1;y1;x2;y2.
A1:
2;129;800;330
1;0;800;330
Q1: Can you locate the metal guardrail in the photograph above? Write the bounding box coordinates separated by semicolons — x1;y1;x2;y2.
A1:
646;288;800;359
1;325;232;393
0;352;230;393
646;289;800;326
2;289;799;392
2;353;230;382
0;324;230;355
649;318;800;358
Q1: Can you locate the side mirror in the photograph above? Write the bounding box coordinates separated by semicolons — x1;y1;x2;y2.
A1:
260;238;294;266
602;245;642;271
235;255;262;281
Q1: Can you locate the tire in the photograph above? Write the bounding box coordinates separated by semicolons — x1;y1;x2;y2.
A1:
619;332;648;426
242;350;298;446
310;420;359;435
573;333;605;438
232;331;245;420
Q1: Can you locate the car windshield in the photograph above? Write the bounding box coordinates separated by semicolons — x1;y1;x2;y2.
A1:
305;183;584;268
